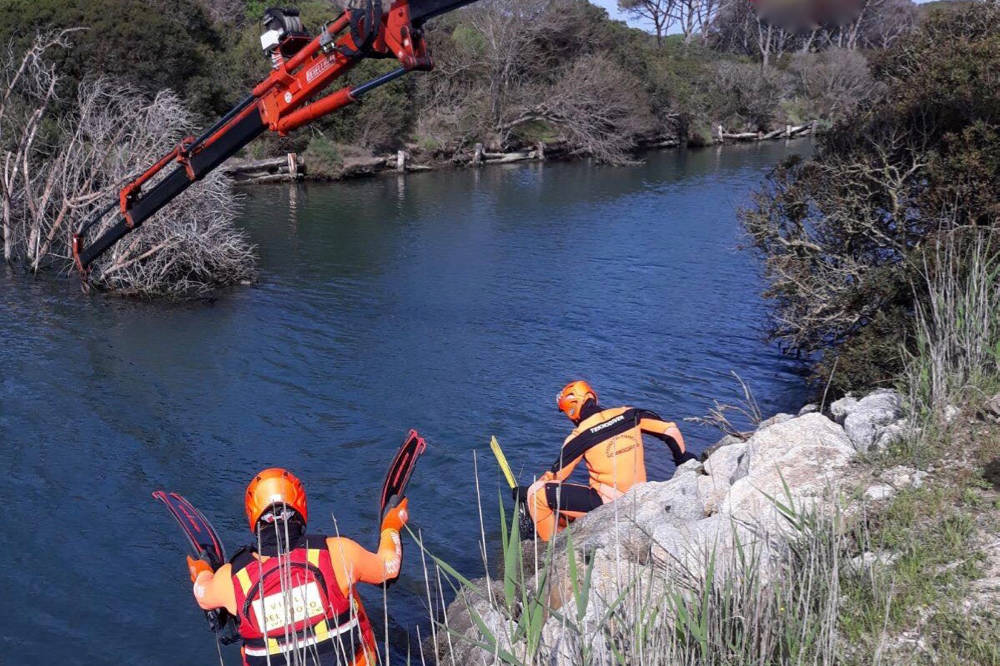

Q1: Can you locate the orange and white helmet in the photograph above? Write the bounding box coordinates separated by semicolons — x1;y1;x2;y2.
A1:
245;468;308;532
557;380;598;421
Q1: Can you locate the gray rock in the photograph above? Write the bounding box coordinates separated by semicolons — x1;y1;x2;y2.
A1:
432;578;515;665
699;433;745;461
757;413;795;430
720;413;856;529
982;394;1000;421
880;465;929;490
699;441;749;515
829;395;859;424
873;419;911;452
849;550;900;572
864;484;895;501
798;403;819;416
944;404;961;424
842;390;903;453
557;463;707;561
703;441;749;485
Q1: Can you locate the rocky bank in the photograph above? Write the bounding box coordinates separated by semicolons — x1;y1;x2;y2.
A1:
432;389;930;664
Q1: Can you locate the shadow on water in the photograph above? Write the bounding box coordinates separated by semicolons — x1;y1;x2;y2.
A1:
0;140;812;663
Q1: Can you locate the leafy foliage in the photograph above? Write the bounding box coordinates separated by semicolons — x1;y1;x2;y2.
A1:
742;0;1000;393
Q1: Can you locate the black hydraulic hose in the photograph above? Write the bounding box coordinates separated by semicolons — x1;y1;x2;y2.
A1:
351;67;407;98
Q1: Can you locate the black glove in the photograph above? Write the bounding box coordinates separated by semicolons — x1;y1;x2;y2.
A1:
674;451;697;467
511;485;530;503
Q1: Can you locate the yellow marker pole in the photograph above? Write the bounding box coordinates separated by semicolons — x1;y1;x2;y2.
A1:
490;436;517;489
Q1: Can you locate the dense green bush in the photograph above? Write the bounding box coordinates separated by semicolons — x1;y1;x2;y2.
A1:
742;1;1000;393
0;0;229;117
0;0;893;159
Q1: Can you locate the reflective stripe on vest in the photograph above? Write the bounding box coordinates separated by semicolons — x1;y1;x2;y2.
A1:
242;617;359;657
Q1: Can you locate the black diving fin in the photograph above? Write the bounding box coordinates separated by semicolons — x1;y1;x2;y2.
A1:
153;491;240;645
378;429;427;524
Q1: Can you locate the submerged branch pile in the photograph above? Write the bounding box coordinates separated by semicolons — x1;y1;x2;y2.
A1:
0;33;254;296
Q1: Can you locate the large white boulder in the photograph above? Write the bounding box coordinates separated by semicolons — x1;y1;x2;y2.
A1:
719;413;856;529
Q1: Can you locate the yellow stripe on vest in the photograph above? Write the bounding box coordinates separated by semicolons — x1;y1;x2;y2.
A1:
313;619;330;642
236;567;252;594
307;548;321;568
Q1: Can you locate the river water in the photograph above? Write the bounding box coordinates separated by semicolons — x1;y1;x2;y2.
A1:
1;140;811;664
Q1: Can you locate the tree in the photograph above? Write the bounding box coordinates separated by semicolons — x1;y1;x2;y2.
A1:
0;0;226;118
0;33;254;294
672;0;723;44
787;48;875;121
741;1;1000;391
710;0;796;66
503;53;656;163
618;0;676;46
860;0;918;49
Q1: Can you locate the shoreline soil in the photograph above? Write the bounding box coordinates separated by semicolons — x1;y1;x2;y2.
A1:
225;125;818;185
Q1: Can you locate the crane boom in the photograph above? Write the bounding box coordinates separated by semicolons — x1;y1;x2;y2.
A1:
73;0;479;274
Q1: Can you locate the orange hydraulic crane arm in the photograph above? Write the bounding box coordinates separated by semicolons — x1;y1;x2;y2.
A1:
73;0;478;273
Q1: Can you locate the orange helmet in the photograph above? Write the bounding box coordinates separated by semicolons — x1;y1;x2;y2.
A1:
245;468;308;532
557;380;598;421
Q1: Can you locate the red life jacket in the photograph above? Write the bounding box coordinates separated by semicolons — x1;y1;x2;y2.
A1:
230;536;376;666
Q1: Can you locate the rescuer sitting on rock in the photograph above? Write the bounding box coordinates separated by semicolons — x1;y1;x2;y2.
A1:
515;381;696;542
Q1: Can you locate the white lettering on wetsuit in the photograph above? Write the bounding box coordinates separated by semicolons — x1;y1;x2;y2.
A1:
589;415;625;434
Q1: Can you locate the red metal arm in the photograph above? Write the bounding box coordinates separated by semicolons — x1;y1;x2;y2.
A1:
73;0;475;274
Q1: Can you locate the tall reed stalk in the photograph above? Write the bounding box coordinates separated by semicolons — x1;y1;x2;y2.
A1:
905;229;1000;416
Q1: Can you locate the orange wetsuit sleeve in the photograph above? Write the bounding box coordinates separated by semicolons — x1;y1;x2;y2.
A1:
637;411;693;465
326;532;402;595
639;416;686;449
192;563;238;615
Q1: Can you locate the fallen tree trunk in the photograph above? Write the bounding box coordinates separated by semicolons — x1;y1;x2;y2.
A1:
224;154;301;182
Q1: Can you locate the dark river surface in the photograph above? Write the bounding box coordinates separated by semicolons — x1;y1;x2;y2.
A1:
1;140;812;664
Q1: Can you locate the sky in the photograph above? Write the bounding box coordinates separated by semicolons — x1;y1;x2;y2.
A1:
590;0;941;31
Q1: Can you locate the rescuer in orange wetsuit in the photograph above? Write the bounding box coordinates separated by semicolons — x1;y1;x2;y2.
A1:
186;468;408;666
516;381;697;542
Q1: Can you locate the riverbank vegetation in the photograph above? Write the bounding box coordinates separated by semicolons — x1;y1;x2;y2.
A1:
0;31;254;295
0;0;945;291
2;1;919;173
742;0;1000;395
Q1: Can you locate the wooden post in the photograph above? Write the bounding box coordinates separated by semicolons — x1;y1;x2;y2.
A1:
785;124;792;139
287;153;298;179
396;150;406;173
473;143;484;165
536;141;546;161
717;125;725;144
